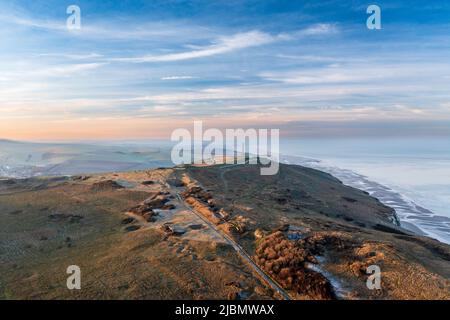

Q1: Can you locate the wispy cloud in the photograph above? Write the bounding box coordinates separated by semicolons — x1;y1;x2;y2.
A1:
112;31;283;63
37;53;104;60
0;13;66;31
109;25;336;63
0;12;215;41
5;63;107;79
275;54;361;63
39;63;107;76
296;23;339;36
2;1;450;140
161;76;196;80
259;63;450;85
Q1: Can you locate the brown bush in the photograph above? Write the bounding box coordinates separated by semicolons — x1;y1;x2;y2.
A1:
254;231;335;300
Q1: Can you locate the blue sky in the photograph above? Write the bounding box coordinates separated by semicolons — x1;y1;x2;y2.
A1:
1;0;450;140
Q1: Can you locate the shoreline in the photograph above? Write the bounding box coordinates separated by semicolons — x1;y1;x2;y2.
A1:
281;154;450;245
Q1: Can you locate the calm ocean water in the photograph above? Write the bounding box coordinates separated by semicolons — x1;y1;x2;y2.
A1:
281;137;450;244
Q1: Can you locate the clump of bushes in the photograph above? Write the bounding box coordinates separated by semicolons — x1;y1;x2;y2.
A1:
254;231;335;299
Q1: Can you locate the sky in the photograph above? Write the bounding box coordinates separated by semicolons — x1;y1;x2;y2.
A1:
1;0;450;141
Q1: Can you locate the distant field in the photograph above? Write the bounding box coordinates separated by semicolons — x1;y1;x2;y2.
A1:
0;140;174;178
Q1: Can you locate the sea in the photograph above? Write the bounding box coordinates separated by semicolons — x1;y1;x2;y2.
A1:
280;137;450;244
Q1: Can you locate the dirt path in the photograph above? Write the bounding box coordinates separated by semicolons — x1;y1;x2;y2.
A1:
175;192;291;300
150;168;291;299
218;164;241;192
